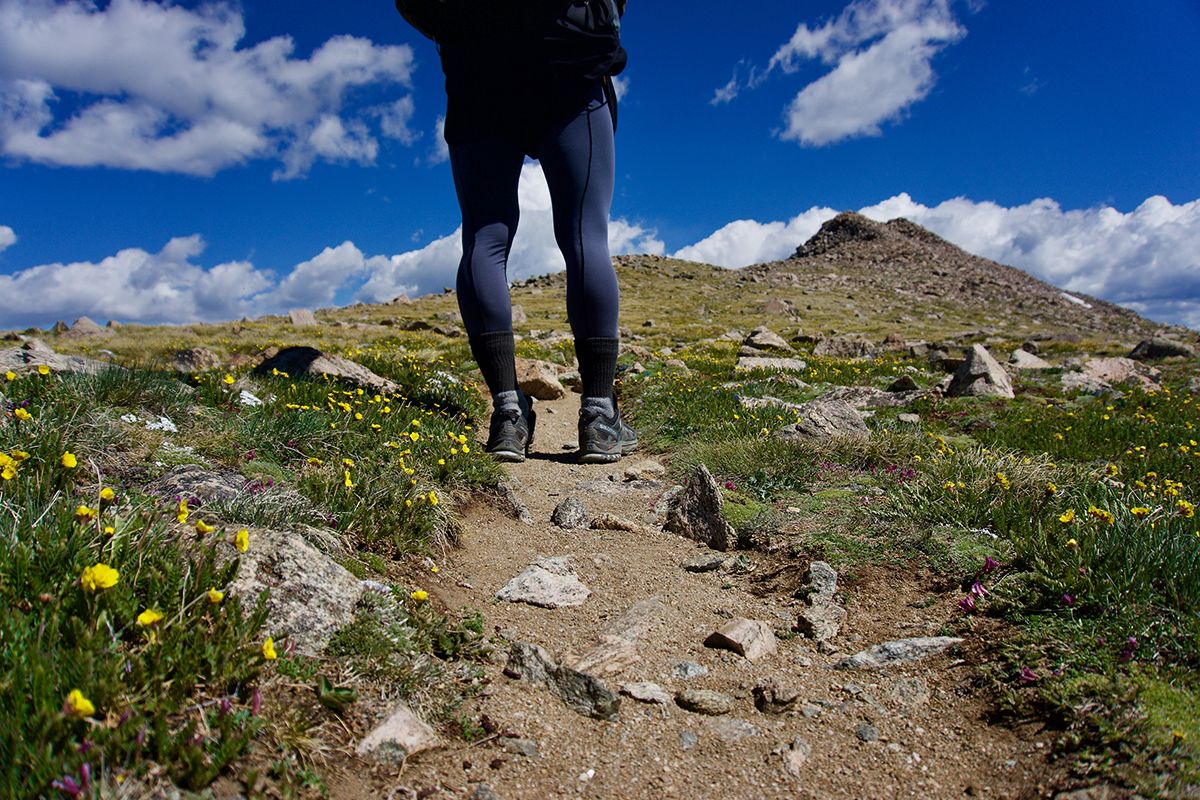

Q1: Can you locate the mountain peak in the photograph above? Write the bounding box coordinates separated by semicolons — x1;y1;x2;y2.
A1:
794;212;951;258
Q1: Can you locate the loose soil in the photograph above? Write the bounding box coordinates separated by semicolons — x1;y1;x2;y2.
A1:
327;394;1061;799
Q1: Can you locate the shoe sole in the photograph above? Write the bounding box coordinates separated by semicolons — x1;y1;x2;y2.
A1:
577;438;638;464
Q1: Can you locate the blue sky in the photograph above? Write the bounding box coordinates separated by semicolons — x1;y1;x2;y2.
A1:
1;0;1198;329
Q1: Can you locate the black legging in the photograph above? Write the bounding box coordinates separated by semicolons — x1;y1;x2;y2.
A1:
450;82;619;341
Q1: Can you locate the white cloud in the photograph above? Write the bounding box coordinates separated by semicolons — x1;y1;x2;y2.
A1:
717;0;965;146
0;225;15;252
426;115;449;166
0;164;665;327
674;192;1200;329
0;0;415;177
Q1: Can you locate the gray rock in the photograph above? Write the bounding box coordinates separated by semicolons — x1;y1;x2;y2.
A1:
804;561;839;599
1129;337;1196;360
510;304;528;325
569;597;666;676
0;340;114;377
589;513;649;535
620;682;672;705
681;553;728;573
229;528;363;656
1009;348;1053;370
496;557;591;609
255;346;399;394
551;497;589;529
738;395;805;415
819;385;925;409
471;784;503;800
622;460;667;481
782;736;812;777
673;660;709;680
796;603;845;643
504;641;620;721
813;335;873;359
704;618;778;662
752;677;801;714
679;730;699;750
288;309;318;327
855;722;879;743
664;463;737;551
497;481;534;526
743;326;794;353
777;399;869;441
1079;357;1161;390
500;737;539;757
172;347;222;373
705;718;759;742
1061;370;1112;395
891;676;930;708
735;356;809;373
355;701;441;764
675;689;735;716
63;316;107;338
886;374;919;392
515;358;565;400
897;412;921;424
946;344;1014;399
835;636;963;669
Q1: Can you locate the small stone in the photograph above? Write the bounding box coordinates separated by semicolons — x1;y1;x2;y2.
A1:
470;784;503;800
551;497;589;529
706;717;759;742
622;460;667;481
800;703;822;719
356;702;441;763
803;561;838;599
891;676;930;707
664;463;737;551
856;722;879;743
897;413;921;424
743;326;794;353
776;399;870;441
675;689;735;716
500;738;539;758
782;736;812;777
620;682;672;705
1010;348;1053;370
704;618;778;662
835;637;963;669
496;557;590;609
753;677;801;714
673;660;709;680
679;730;699;750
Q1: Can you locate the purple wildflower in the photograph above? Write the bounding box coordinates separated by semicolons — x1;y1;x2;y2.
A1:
1119;636;1138;663
724;481;735;490
251;689;262;716
983;556;1000;573
50;776;81;797
1018;666;1039;684
970;581;988;598
79;764;91;791
1062;594;1076;607
220;698;233;716
958;595;977;613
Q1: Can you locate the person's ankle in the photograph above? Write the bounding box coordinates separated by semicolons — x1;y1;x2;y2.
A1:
494;390;521;414
581;395;614;415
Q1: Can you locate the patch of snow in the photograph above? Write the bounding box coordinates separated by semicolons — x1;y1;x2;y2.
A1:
1060;292;1092;308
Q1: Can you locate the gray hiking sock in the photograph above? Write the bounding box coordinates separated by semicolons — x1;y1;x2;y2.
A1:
581;395;614;416
494;390;521;413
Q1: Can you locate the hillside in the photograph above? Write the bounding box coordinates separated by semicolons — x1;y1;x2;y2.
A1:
1;215;1198;799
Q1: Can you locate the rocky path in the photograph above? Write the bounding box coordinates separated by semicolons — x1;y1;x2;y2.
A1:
333;394;1059;800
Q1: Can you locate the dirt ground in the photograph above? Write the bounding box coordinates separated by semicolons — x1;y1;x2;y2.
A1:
325;393;1062;800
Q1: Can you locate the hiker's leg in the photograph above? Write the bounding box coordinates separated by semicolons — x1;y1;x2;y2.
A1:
539;82;620;404
450;137;526;405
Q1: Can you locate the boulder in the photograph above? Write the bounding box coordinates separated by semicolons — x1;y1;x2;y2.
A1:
946;344;1014;398
172;347;222;373
63;316;107;338
664;463;737;551
254;346;400;394
0;340;113;377
776;399;869;441
743;326;794;353
1129;337;1196;360
515;358;565;400
735;356;808;373
812;336;873;359
794;561;844;643
504;642;620;721
704;618;777;662
1009;349;1053;370
1079;357;1161;391
495;557;591;609
510;304;528;325
288;309;318;327
229;528;363;656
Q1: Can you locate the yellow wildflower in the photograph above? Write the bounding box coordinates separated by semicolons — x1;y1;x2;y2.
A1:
410;589;429;603
235;528;250;553
195;519;215;535
1130;507;1151;519
1066;538;1079;549
1105;463;1119;478
1178;500;1196;519
344;470;354;488
80;563;119;592
65;689;95;717
75;505;98;522
61;452;78;469
38;365;50;375
13;408;31;421
207;587;225;604
137;609;164;627
223;374;235;385
1045;482;1057;496
1059;509;1076;524
176;499;189;525
428;491;439;506
99;487;116;502
409;431;420;442
262;637;278;660
103;526;115;536
4;370;14;381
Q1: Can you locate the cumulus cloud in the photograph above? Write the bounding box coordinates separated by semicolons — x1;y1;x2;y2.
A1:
0;225;15;252
674;193;1200;329
715;0;965;146
0;0;415;178
0;164;664;327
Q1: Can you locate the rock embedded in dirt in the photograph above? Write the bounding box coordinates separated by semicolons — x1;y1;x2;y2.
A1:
704;618;778;662
515;358;565;400
681;553;728;573
496;481;534;526
551;497;589;529
504;641;621;721
254;346;400;394
589;513;649;535
495;557;591;608
782;736;813;778
620;682;672;705
673;660;709;680
752;676;801;714
500;737;540;758
777;399;870;442
0;339;114;377
568;597;666;676
621;460;667;481
1129;337;1196;360
891;676;930;708
743;326;794;353
470;784;503;800
664;463;737;551
804;561;838;599
675;689;735;716
706;718;759;742
355;701;441;764
946;344;1014;399
856;722;880;743
679;730;699;750
835;636;964;669
795;560;846;644
229;527;362;655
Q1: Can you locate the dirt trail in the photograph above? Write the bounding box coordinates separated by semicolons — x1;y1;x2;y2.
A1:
337;394;1059;799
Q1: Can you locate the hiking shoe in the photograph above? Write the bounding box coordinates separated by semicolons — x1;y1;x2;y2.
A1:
578;401;638;464
486;401;536;463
